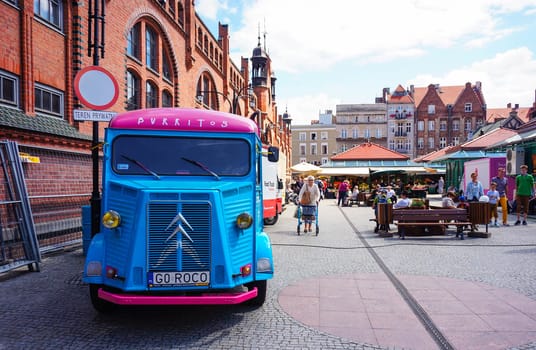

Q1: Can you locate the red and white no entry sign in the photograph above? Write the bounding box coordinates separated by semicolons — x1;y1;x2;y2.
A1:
74;66;119;110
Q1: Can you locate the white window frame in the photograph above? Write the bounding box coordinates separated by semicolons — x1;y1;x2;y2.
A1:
428;137;434;149
428;104;435;114
439;137;446;148
310;143;317;155
453;120;460;131
0;70;19;107
35;83;64;118
417;121;424;131
465;103;472;112
321;143;328;155
299;132;306;141
299;144;306;156
417;138;424;149
428;120;435;131
320;131;328;140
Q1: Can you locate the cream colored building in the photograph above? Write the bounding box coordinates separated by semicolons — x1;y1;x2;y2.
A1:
335;104;388;152
291;124;338;166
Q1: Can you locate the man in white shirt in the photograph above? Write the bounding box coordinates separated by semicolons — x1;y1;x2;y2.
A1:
393;191;410;209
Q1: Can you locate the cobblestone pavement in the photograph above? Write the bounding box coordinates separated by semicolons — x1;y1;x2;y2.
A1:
1;195;536;349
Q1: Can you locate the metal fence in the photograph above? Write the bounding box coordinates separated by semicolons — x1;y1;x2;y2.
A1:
1;141;92;273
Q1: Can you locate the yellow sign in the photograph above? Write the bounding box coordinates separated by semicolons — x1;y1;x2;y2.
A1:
19;152;40;163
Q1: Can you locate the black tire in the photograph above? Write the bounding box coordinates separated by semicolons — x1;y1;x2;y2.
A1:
245;280;267;306
263;212;278;225
89;284;117;313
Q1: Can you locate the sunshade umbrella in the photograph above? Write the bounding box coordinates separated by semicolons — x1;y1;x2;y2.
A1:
290;161;321;174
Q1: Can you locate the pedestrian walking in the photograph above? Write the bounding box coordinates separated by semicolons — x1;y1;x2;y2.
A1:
491;167;509;226
337;180;349;206
514;165;535;226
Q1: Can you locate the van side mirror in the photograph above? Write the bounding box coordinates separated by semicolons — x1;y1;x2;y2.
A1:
267;146;279;162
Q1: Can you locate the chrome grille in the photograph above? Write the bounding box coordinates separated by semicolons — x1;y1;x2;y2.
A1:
147;201;211;272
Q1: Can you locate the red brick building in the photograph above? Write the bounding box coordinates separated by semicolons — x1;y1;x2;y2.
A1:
0;0;291;249
412;82;486;157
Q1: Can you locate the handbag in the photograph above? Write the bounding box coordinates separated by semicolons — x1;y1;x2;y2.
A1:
300;186;311;205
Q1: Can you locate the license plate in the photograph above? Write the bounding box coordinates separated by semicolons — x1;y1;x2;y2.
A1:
148;271;210;287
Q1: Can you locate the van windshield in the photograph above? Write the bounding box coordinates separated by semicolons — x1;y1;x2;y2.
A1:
112;136;250;177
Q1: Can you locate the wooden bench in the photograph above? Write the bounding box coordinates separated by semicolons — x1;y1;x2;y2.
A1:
392;208;471;240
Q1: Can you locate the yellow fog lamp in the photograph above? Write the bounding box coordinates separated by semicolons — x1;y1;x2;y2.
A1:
236;213;253;229
102;210;121;229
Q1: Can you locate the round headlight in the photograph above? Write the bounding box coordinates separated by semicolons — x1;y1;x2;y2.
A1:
236;213;253;229
102;210;121;229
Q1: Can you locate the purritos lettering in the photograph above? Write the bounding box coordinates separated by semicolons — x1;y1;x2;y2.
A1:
111;107;255;133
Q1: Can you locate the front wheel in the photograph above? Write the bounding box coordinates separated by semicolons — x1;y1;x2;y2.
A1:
89;284;117;313
263;212;278;225
245;280;267;306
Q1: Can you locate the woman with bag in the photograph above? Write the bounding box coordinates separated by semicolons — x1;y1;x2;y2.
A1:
298;175;321;233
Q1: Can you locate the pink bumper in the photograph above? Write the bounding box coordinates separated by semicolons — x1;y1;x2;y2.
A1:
98;287;257;305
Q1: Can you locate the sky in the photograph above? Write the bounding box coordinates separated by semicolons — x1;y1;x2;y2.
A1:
195;0;536;125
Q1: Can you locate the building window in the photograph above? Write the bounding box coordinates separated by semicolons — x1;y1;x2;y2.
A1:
169;0;176;17
428;137;434;149
428;105;435;114
127;23;141;60
321;158;328;164
311;132;317;141
440;120;447;131
35;83;63;117
406;122;412;133
320;131;328;140
465;103;472;112
321;144;328;155
177;2;185;26
364;129;370;138
352;128;358;138
389;140;395;150
299;144;306;156
126;70;140;110
428;120;435;131
299;132;306;141
341;145;348;152
417;120;424;131
162;90;172;107
465;119;472;131
376;128;382;138
145;26;158;71
476;118;483;127
0;71;18;107
439;137;446;148
418;138;424;149
453;137;460;145
405;140;411;150
299;157;307;163
196;73;218;110
453;120;460;131
34;0;62;30
310;144;317;155
162;53;172;81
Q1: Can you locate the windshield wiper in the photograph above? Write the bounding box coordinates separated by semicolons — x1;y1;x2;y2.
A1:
121;155;160;180
181;157;220;180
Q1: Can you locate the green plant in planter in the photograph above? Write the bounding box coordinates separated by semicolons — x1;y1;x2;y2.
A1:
410;198;425;208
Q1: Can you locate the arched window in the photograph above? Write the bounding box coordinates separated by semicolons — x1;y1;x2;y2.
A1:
126;70;140;110
145;26;158;71
162;52;172;81
127;22;141;59
146;81;158;108
196;73;218;110
162;90;173;107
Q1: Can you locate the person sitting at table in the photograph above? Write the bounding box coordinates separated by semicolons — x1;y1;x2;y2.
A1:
393;191;410;209
442;191;457;209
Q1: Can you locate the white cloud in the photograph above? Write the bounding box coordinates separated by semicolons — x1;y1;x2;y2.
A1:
227;0;536;73
408;47;536;108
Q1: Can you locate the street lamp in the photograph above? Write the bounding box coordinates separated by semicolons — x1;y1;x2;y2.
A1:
197;85;257;116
